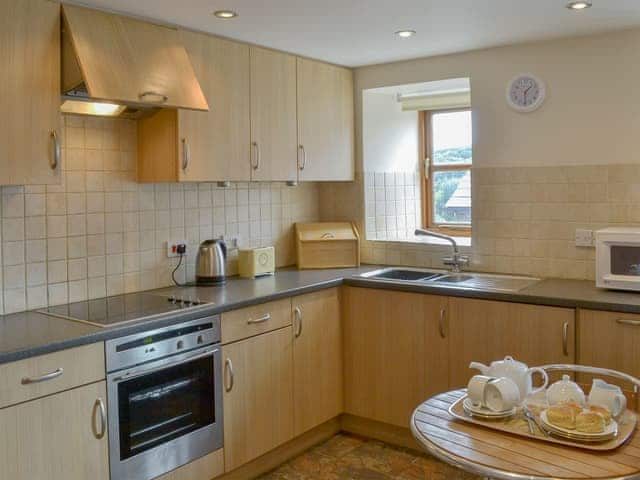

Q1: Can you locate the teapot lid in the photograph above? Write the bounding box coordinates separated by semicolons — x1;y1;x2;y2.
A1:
492;356;527;370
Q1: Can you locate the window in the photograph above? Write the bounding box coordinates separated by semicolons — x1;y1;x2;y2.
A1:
421;109;472;234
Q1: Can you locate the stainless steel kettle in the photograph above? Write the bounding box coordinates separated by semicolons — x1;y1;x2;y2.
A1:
196;239;227;285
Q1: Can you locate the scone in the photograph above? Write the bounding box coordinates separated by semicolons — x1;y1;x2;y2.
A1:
576;411;606;433
564;401;584;417
589;405;613;425
547;405;576;430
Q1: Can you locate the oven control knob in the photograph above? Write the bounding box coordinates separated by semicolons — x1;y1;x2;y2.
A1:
197;335;204;345
176;340;184;350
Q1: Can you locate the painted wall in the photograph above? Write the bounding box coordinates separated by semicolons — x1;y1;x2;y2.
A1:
320;27;640;280
356;28;640;168
362;91;419;173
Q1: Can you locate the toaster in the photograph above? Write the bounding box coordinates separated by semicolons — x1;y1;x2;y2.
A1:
238;247;275;278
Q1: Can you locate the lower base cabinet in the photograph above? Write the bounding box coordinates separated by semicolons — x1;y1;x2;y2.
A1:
342;287;449;428
448;298;575;388
0;380;109;480
223;327;294;472
292;288;343;436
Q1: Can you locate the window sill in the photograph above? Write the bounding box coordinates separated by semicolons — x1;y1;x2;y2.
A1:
366;233;472;249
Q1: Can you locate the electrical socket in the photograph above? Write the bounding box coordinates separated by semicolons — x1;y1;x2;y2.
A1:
223;235;241;250
575;229;594;247
166;240;188;258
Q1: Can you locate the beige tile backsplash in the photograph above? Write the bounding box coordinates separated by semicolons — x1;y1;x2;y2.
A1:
0;115;320;314
321;164;640;282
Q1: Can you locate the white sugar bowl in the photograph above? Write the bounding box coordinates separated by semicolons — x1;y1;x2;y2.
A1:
546;374;586;406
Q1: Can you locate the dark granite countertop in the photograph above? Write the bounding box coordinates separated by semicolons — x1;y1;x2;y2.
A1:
2;265;640;365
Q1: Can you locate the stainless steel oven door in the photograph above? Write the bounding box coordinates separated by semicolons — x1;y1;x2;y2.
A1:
107;345;223;480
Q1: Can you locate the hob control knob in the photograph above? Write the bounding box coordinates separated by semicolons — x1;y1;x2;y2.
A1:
176;340;184;349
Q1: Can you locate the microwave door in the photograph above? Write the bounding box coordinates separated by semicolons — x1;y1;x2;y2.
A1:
610;245;640;276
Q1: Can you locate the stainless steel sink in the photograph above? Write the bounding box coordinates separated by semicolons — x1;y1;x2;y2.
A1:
359;268;539;293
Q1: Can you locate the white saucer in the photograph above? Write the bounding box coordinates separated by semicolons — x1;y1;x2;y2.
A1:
540;410;618;442
463;397;517;419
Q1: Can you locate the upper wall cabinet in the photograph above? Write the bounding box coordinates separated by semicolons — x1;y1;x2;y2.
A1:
297;58;354;181
137;31;251;182
0;0;61;186
250;47;298;182
62;4;207;111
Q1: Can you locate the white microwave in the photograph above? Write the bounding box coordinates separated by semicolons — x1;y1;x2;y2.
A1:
596;227;640;291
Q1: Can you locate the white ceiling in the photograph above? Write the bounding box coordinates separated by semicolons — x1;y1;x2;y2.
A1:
73;0;640;67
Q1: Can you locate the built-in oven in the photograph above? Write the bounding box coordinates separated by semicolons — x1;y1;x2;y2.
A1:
106;316;223;480
596;227;640;291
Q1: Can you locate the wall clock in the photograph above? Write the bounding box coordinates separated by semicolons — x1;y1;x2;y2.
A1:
506;74;546;112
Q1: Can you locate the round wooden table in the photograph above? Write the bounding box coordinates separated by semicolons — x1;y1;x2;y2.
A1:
411;390;640;480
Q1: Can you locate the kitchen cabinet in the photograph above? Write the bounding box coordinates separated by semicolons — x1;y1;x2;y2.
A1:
296;58;354;181
578;309;640;390
292;288;343;436
343;287;449;427
448;298;575;388
222;326;294;472
138;31;251;183
0;343;105;409
250;47;298;182
0;381;109;480
0;0;61;186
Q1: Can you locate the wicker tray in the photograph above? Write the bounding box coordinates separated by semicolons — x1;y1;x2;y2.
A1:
449;395;637;451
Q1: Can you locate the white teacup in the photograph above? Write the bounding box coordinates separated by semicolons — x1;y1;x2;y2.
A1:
588;379;627;417
484;377;521;412
467;375;494;408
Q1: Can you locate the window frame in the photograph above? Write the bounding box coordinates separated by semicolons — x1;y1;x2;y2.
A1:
419;108;472;236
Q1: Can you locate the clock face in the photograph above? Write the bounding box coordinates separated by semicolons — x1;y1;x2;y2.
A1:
506;74;546;112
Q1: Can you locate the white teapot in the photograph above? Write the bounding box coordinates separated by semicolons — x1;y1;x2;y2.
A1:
470;356;549;401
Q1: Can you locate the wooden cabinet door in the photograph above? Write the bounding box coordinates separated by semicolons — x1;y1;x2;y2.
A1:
448;298;575;388
0;0;61;186
343;287;448;427
297;58;354;181
292;288;343;436
579;309;640;382
178;31;251;182
222;327;294;472
0;381;109;480
250;47;298;182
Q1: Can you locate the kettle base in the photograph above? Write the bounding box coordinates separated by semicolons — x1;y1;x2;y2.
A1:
196;276;226;286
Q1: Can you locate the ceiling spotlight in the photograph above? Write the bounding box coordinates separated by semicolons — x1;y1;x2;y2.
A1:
395;30;416;38
566;1;592;10
213;10;238;18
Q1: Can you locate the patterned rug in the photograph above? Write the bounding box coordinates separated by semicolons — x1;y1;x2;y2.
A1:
258;433;479;479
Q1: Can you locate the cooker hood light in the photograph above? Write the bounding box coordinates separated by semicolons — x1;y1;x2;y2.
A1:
60;99;127;117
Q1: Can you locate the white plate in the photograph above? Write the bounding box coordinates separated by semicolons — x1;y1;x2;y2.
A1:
540;410;618;442
463;397;517;419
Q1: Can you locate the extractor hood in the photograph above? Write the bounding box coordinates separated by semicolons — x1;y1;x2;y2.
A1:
61;4;208;118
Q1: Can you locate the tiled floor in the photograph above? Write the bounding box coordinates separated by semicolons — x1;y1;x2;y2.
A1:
258;434;479;479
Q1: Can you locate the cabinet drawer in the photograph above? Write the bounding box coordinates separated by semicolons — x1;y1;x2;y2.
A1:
0;343;105;409
222;298;292;344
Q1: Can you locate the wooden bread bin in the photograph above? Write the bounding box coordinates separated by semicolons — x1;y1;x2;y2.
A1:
295;222;360;269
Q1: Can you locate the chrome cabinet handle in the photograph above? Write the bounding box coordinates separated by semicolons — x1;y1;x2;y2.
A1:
181;138;191;172
21;367;64;385
252;142;260;170
298;144;306;171
50;130;60;170
138;91;168;104
294;307;303;338
321;233;335;239
247;313;271;324
224;358;234;392
438;309;446;339
93;398;107;439
562;321;569;356
616;318;640;327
